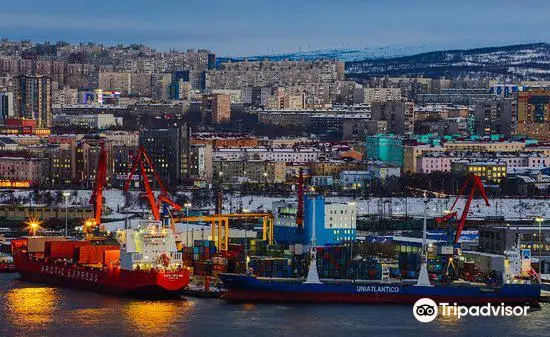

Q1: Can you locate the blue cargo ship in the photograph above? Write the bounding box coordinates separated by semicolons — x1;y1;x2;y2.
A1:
219;273;541;305
224;188;542;306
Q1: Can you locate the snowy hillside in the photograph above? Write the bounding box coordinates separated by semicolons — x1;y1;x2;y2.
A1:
346;43;550;81
219;44;438;63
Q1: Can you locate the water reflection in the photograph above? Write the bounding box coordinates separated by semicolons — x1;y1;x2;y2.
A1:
243;303;256;310
4;287;60;329
437;305;460;326
70;308;109;328
124;299;195;335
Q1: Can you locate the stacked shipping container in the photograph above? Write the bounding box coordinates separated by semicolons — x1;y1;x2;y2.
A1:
249;257;291;278
193;240;217;261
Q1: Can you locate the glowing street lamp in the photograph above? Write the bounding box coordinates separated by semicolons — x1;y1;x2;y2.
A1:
535;217;544;263
83;218;96;234
184;202;192;216
25;217;42;236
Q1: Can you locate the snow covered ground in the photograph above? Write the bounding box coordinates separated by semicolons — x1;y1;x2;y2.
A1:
236;195;550;221
1;189;549;222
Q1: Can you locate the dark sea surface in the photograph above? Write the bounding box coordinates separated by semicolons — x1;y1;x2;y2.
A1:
0;273;548;337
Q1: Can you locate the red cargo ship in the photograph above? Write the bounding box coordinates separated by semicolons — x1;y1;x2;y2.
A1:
14;253;189;295
14;220;190;296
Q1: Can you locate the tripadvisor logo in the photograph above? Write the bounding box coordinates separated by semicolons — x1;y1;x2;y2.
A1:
413;298;438;323
413;298;530;323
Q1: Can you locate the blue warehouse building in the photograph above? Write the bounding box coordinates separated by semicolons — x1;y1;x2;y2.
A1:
273;195;356;246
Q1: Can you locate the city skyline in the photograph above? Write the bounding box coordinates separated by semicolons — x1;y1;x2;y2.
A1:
2;0;550;56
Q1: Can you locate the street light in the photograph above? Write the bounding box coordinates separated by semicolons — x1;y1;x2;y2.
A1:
83;218;96;234
184;202;192;216
25;217;42;236
184;202;192;247
29;222;39;236
63;191;71;237
535;216;544;266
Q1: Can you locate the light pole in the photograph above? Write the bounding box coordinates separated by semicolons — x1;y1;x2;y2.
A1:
63;191;71;237
242;208;251;269
184;202;192;247
535;217;544;269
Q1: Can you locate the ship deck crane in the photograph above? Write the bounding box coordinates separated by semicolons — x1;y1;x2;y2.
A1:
124;146;182;228
435;173;490;244
89;140;108;231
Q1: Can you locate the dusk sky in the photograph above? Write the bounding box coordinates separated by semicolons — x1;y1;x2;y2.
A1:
2;0;549;56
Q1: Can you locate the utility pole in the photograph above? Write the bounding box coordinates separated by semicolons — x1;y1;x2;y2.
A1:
63;191;71;237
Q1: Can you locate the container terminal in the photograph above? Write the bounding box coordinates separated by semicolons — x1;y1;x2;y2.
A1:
0;144;546;305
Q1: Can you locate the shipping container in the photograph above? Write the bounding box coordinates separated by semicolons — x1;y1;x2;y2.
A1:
28;237;67;253
45;240;90;259
9;239;27;254
194;260;213;276
74;245;119;265
193;240;217;261
249;257;291;278
103;249;120;266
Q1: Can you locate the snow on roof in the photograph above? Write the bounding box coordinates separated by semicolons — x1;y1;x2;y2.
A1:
214;147;321;153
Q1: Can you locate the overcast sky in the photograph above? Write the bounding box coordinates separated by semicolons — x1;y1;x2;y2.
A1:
2;0;549;56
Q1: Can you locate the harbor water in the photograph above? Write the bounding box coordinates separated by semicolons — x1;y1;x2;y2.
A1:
1;273;548;337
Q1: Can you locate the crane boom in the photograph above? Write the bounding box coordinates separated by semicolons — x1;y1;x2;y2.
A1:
435;173;490;244
139;160;160;220
124;146;182;223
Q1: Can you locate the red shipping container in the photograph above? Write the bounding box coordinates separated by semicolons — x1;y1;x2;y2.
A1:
75;245;119;265
103;249;120;266
10;239;27;254
45;241;90;259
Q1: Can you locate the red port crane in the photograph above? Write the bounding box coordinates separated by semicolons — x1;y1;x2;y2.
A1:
89;140;108;228
435;173;490;244
124;146;182;223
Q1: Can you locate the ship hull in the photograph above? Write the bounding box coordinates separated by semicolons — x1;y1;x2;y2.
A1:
15;253;190;297
219;274;541;306
0;263;17;273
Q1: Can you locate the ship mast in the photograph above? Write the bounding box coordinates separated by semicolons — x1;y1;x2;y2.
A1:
304;195;321;284
416;194;432;287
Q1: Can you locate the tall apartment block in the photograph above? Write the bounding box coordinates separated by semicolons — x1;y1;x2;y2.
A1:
13;75;52;127
517;89;550;140
201;93;231;124
474;98;516;137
